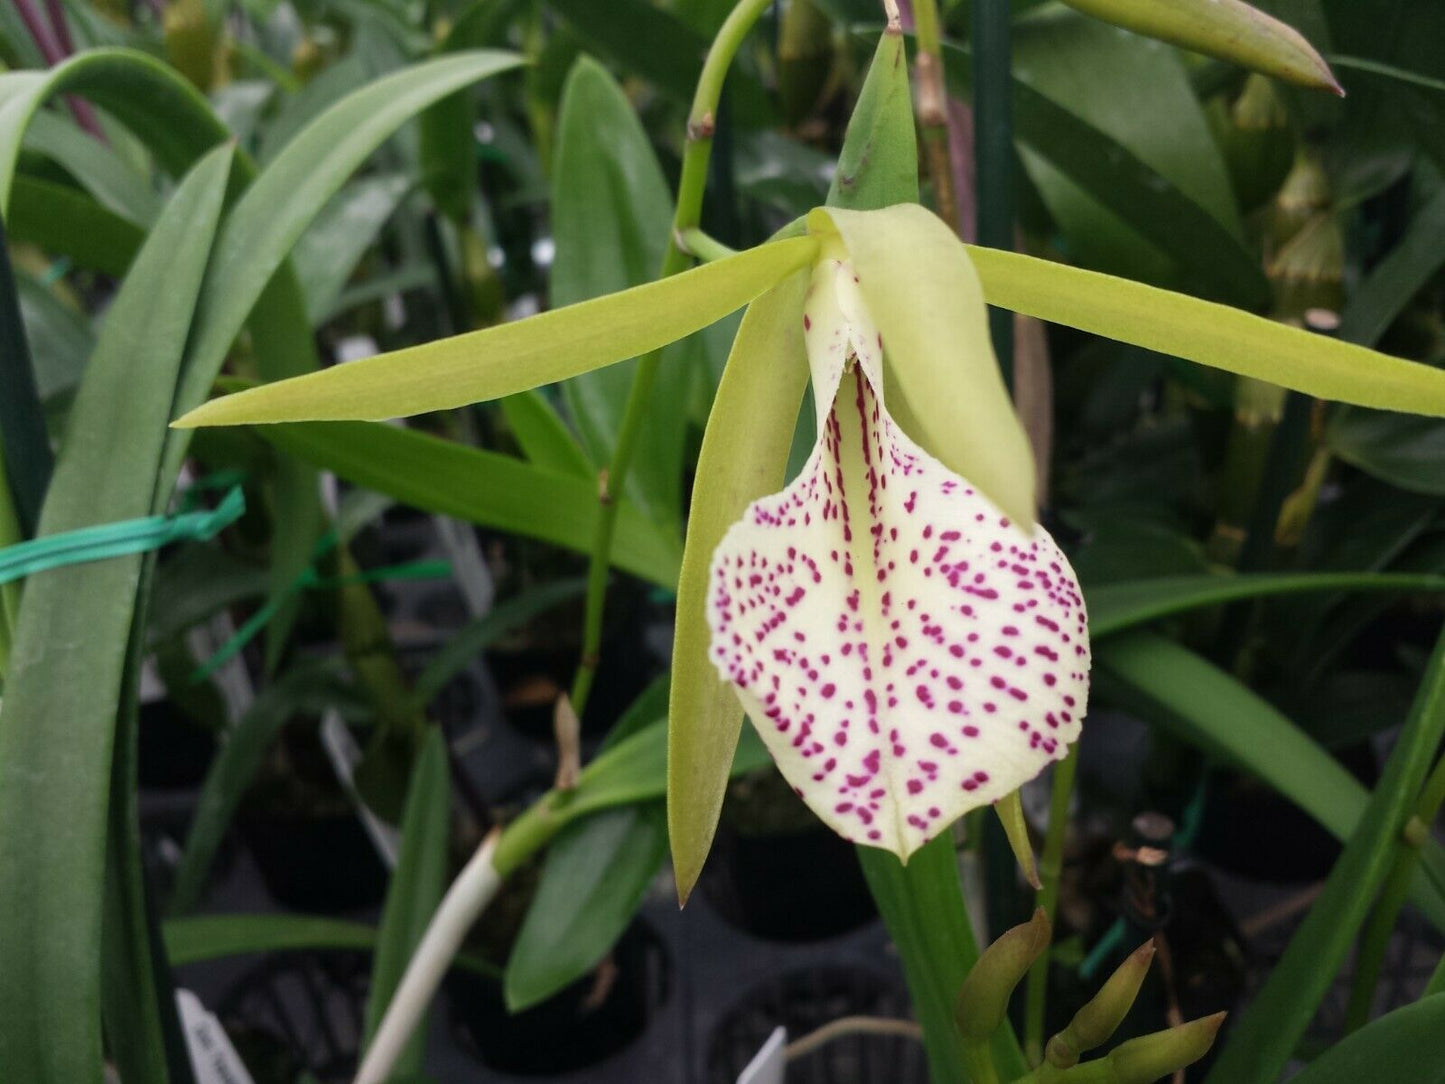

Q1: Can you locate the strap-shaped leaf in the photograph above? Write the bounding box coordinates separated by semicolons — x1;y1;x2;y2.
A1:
0;143;233;1084
1089;571;1445;638
253;419;682;587
174;236;818;428
667;270;812;901
967;245;1445;415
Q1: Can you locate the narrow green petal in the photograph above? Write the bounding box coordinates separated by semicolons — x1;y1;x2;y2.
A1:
173;236;817;428
668;270;811;902
967;245;1445;417
810;204;1038;528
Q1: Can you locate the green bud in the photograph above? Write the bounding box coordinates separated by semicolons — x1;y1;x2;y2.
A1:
1269;150;1332;250
1267;213;1344;321
956;908;1051;1040
1054;0;1340;94
1046;941;1155;1069
1107;1012;1227;1084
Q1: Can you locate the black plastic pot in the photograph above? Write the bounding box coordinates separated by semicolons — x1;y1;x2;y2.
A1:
705;965;923;1084
137;699;218;790
699;821;877;942
446;921;669;1076
238;801;388;914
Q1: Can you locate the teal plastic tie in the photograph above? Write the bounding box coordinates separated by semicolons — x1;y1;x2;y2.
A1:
0;486;246;587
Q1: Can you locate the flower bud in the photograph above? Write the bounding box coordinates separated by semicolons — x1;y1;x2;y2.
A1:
956;908;1051;1040
1211;74;1293;213
1107;1012;1227;1084
1045;941;1155;1068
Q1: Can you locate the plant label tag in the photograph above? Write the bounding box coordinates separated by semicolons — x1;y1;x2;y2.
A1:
737;1026;787;1084
176;989;256;1084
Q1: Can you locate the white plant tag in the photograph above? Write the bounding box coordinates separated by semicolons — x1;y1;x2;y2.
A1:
176;989;256;1084
737;1026;788;1084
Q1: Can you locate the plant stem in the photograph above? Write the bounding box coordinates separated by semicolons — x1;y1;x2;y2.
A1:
567;0;772;718
677;226;739;263
910;0;958;234
972;0;1014;389
1344;750;1445;1031
1025;747;1078;1064
354;831;502;1084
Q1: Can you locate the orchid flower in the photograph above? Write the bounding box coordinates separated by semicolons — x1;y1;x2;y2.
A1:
701;209;1090;860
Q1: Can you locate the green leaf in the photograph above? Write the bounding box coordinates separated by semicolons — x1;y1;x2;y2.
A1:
965;244;1445;414
552;55;687;530
292;172;413;324
940;38;1270;308
1286;995;1445;1084
1205;629;1445;1083
0;143;233;1084
170;661;352;914
17;270;94;403
503;678;671;1012
251;419;682;587
173;235;818;428
0;48;231;212
1338;184;1445;348
22;111;162;226
498;391;594;479
1003;14;1258;303
0;209;50;539
667;270;811;901
363;729;451;1077
1088;571;1445;638
8;174;145;277
163;914;500;977
545;0;771;122
1327;411;1445;496
418;0;520;224
504;805;665;1011
1096;631;1445;926
858;840;1028;1083
1056;0;1339;91
414;578;587;705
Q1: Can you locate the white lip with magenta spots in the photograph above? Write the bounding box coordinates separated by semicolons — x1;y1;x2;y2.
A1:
706;256;1089;861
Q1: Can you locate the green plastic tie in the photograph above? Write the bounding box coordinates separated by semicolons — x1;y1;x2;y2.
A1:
0;486;246;587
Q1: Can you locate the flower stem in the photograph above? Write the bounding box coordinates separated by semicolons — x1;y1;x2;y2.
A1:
354;831;502;1084
1024;746;1078;1064
677;227;739;264
568;0;772;718
1343;750;1445;1031
910;0;959;234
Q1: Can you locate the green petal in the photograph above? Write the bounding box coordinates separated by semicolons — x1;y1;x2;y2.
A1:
809;204;1038;528
173;236;818;428
967;245;1445;416
668;269;812;903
